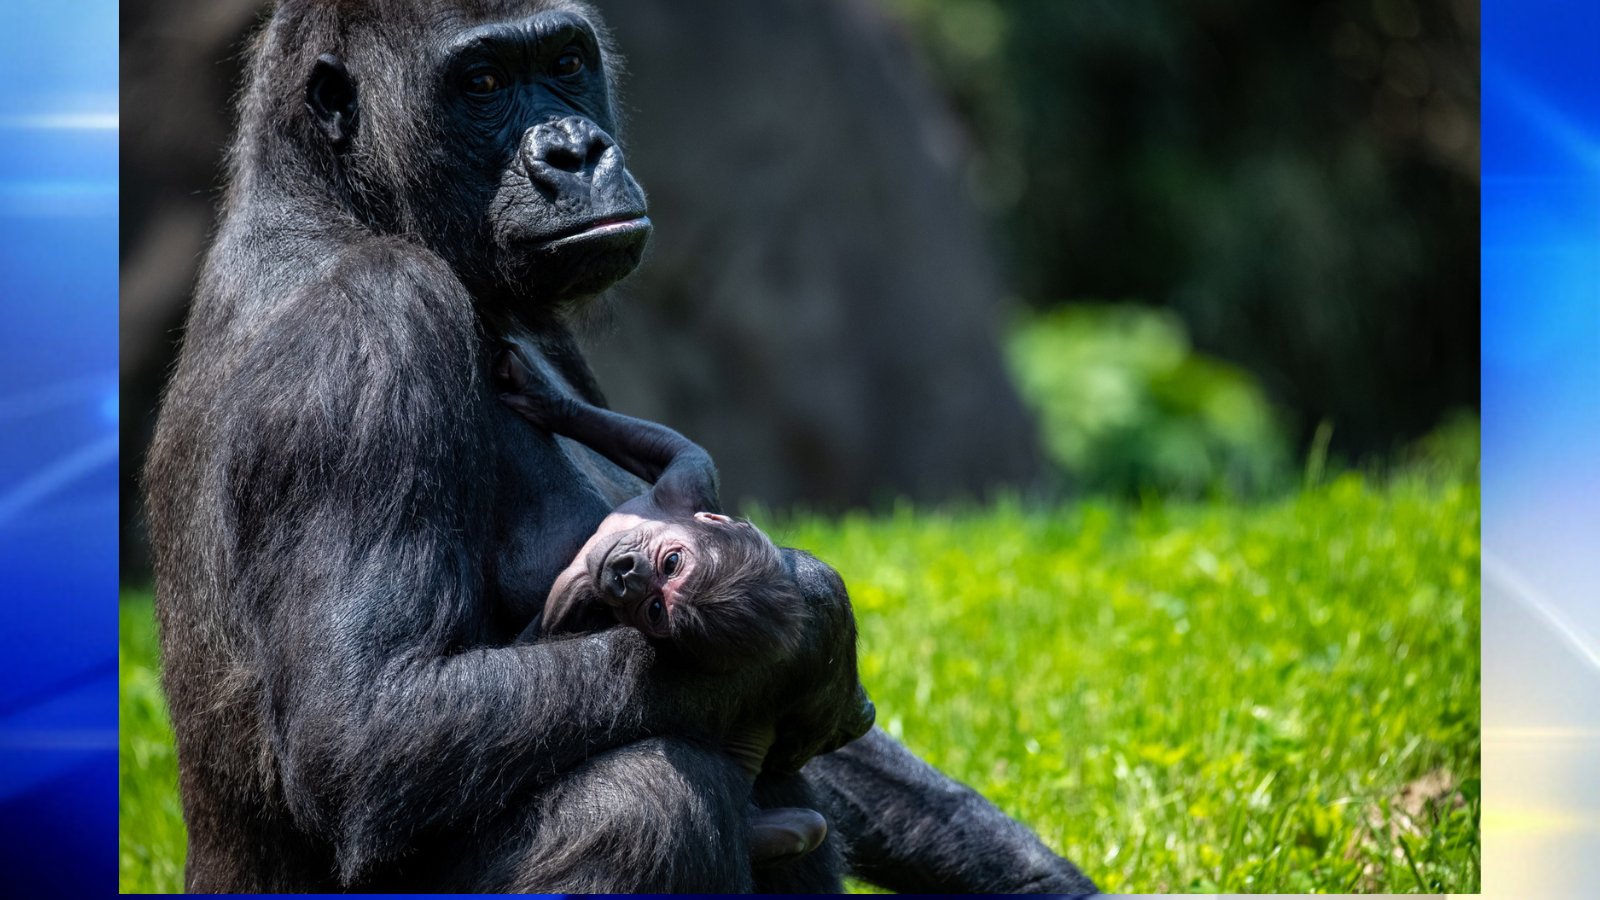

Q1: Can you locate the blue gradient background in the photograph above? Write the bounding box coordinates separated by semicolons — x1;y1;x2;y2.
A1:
0;1;119;895
1480;1;1600;897
0;0;1589;897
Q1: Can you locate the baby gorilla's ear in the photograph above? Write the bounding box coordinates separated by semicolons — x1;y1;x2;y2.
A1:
694;512;733;524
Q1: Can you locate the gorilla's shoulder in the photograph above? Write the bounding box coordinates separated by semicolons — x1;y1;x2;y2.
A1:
212;237;485;460
232;237;479;378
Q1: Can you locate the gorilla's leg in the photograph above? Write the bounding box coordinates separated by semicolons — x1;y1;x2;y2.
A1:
805;727;1100;895
435;738;758;893
750;773;845;893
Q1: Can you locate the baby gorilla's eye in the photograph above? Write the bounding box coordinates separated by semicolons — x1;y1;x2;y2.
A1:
463;72;502;95
646;599;665;627
553;52;583;77
662;551;682;577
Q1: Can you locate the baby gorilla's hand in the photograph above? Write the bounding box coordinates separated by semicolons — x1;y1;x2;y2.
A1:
494;349;576;430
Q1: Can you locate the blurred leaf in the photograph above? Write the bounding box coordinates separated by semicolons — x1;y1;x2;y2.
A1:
1006;304;1291;496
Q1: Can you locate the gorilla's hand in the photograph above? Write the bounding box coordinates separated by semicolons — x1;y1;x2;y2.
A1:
725;685;874;783
837;684;879;750
759;550;875;776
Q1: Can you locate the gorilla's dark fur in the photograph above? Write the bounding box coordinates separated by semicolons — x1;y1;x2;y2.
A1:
144;0;1098;892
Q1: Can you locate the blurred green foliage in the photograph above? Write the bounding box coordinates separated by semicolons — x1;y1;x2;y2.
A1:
1395;407;1479;482
1006;304;1291;496
888;0;1480;453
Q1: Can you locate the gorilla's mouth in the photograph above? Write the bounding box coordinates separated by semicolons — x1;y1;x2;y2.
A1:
531;215;652;251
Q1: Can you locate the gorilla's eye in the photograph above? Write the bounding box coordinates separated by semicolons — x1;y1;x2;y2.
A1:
463;72;502;95
553;52;583;77
646;599;665;627
662;551;682;577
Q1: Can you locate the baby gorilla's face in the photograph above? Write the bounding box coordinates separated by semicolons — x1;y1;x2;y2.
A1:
576;511;739;638
542;511;803;670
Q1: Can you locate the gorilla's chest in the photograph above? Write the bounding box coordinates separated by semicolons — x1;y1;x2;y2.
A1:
486;401;646;637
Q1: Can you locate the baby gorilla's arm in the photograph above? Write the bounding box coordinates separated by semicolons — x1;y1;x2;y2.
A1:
495;350;721;516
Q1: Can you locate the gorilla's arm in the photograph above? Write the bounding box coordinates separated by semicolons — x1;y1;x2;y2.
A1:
216;244;857;883
807;729;1100;895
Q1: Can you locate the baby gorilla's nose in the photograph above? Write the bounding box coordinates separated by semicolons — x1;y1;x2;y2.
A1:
602;551;648;602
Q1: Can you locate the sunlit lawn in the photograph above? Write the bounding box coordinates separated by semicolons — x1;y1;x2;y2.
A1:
120;471;1479;893
119;595;186;893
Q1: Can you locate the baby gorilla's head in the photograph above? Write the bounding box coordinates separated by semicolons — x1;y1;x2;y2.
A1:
590;513;805;670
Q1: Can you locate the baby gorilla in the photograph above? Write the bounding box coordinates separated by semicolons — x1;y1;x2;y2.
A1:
495;349;826;867
496;351;803;666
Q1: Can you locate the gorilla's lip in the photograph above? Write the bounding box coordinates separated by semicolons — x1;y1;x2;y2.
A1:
530;215;652;251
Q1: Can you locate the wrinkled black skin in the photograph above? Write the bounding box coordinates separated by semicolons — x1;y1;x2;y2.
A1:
144;0;1098;894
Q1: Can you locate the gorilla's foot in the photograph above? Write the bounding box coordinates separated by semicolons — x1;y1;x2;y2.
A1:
748;806;827;868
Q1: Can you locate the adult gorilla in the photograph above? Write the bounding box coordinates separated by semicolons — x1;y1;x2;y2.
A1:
145;0;1098;893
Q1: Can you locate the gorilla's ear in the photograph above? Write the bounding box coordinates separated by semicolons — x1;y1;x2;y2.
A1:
306;54;357;149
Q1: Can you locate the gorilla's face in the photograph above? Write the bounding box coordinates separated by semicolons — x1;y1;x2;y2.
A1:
308;5;651;318
435;10;651;309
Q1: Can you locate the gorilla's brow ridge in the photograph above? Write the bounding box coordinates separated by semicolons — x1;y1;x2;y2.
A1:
442;10;599;67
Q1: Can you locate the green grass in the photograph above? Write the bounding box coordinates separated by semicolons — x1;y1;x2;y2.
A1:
119;594;186;893
119;471;1479;893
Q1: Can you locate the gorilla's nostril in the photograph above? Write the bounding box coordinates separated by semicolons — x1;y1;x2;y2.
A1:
543;145;584;173
526;118;615;178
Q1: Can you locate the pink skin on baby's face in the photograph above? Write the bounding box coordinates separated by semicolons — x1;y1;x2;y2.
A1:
542;511;737;637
